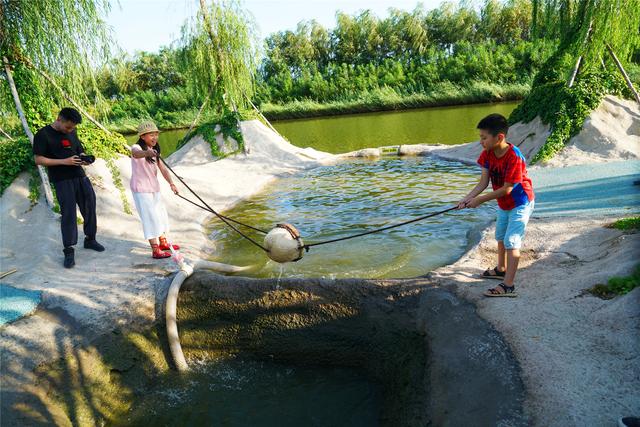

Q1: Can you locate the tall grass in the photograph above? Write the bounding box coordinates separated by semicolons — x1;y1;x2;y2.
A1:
261;82;530;120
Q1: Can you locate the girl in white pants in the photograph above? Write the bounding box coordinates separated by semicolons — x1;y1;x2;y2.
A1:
130;120;180;258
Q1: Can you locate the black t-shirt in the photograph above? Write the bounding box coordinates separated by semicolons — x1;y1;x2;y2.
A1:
33;125;86;183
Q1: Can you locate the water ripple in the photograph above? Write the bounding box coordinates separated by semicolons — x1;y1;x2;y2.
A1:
207;157;490;278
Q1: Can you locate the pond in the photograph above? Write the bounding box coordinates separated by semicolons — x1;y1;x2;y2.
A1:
112;103;519;427
271;101;519;153
124;101;518;156
206;156;492;279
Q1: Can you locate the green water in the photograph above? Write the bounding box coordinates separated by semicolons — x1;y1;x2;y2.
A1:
272;101;519;154
124;128;187;155
123;102;517;156
119;358;380;426
207;156;492;279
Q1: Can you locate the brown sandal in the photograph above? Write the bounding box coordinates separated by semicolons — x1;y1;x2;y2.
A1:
481;267;506;280
484;283;517;298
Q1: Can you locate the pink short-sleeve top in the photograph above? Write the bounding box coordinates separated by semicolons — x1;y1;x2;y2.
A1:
130;145;160;193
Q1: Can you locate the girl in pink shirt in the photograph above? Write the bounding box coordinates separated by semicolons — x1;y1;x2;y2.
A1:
130;121;180;259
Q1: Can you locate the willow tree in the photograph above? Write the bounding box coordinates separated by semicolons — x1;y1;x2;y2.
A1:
178;0;259;135
511;0;640;162
0;0;116;206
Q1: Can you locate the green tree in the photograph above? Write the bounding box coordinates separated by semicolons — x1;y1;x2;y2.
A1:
511;0;640;162
179;0;258;112
131;49;185;93
425;2;480;50
1;0;114;117
1;0;117;206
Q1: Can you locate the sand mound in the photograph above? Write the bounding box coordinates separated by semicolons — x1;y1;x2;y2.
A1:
434;94;639;168
542;95;640;167
168;135;217;166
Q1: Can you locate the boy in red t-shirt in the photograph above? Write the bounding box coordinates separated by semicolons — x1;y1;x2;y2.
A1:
458;114;535;297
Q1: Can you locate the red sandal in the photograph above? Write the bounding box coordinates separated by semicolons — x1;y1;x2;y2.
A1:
159;237;180;251
151;243;171;259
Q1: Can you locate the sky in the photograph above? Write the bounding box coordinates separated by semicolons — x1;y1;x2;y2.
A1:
107;0;441;55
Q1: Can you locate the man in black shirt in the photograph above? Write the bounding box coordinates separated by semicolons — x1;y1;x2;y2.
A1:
33;107;105;268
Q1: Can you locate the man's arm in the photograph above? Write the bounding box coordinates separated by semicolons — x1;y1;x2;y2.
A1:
34;155;82;167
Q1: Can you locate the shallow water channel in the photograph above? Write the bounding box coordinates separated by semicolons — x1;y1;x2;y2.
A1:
206;156;491;279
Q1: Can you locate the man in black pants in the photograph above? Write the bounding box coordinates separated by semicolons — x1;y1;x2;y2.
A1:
33;107;105;268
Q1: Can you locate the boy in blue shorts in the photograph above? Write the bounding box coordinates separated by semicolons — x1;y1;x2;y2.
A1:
458;113;535;297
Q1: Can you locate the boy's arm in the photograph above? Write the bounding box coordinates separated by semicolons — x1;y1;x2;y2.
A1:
466;181;514;208
467;154;523;207
458;168;489;208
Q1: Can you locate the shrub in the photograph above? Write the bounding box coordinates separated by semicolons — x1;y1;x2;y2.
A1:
609;217;640;231
0;137;33;194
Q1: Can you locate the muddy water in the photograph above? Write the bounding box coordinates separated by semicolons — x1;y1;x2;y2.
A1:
45;276;524;426
207;156;491;278
121;359;380;426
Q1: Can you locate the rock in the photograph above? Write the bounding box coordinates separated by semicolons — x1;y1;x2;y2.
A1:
398;144;432;156
342;148;381;158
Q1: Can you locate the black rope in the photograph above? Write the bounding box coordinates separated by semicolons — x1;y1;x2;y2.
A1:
159;156;269;252
303;206;458;250
175;193;268;234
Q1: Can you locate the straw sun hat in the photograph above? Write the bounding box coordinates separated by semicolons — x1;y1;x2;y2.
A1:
137;120;159;137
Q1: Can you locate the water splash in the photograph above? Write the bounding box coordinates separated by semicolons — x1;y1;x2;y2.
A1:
275;264;285;290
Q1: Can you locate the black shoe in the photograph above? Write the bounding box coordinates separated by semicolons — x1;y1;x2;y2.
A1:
63;247;75;268
619;417;640;427
84;238;105;252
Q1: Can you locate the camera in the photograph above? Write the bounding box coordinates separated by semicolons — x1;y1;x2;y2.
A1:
79;154;95;164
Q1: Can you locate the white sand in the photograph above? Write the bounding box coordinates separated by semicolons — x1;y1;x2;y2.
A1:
543;95;640;166
1;97;639;425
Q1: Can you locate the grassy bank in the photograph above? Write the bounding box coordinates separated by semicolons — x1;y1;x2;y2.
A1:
260;82;530;121
103;108;201;135
2;82;530;137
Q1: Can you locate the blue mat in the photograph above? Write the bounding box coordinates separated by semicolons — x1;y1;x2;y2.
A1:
530;161;640;218
0;283;41;326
